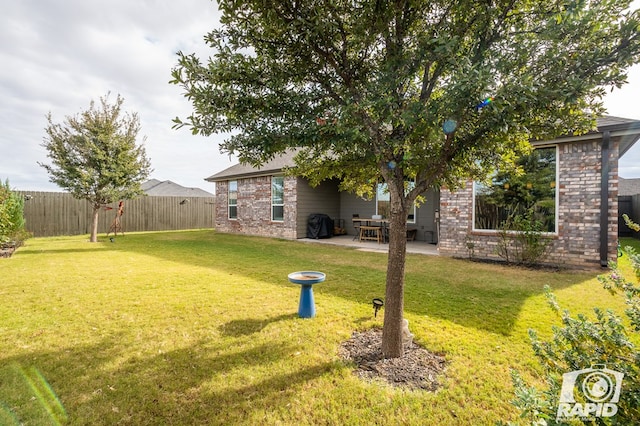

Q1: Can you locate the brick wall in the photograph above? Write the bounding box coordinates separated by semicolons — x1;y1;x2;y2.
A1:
438;138;619;269
214;175;298;239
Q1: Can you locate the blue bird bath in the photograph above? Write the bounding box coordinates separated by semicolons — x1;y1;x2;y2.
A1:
288;271;325;318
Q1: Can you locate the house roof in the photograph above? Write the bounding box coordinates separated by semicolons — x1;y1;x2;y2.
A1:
620;177;640;196
141;179;163;192
596;116;640;157
597;115;639;128
536;116;640;156
205;151;298;182
206;116;640;181
142;179;214;197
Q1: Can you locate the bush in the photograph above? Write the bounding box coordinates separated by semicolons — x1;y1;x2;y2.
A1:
495;209;551;267
506;221;640;425
0;180;30;248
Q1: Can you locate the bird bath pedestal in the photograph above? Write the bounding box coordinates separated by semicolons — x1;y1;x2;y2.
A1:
288;271;325;318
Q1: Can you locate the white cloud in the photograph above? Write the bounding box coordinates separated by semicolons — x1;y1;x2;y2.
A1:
606;63;640;178
0;0;232;192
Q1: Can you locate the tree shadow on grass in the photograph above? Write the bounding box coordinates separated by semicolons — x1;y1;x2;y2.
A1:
219;313;298;337
66;231;594;336
0;332;340;425
311;262;591;336
14;246;110;256
196;362;342;425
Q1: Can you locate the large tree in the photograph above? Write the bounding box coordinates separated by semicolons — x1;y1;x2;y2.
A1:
171;0;640;358
40;94;152;242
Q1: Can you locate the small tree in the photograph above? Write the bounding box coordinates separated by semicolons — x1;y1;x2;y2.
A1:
508;219;640;424
39;94;152;242
0;179;30;249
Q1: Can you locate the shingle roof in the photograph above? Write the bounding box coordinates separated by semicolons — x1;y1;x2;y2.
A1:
597;116;640;129
205;151;298;182
141;179;163;192
142;179;214;197
620;178;640;196
596;116;640;156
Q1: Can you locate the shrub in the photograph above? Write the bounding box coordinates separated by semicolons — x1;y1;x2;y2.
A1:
506;220;640;425
0;180;30;248
495;209;551;267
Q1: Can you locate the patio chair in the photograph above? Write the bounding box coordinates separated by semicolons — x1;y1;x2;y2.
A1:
352;214;361;240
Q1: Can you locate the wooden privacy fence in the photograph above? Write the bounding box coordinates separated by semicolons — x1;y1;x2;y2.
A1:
17;191;215;237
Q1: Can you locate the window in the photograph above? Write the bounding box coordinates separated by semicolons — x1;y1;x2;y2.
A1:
228;180;237;219
376;181;416;223
376;183;390;218
473;146;557;233
272;176;284;221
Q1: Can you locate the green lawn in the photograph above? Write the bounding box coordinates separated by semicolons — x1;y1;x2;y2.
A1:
1;231;636;425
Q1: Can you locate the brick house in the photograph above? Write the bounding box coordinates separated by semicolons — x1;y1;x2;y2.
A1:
206;116;640;268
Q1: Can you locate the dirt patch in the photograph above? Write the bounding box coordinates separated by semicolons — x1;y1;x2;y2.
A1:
338;328;446;391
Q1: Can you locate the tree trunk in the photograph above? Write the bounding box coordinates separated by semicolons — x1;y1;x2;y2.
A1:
90;205;100;242
381;188;409;359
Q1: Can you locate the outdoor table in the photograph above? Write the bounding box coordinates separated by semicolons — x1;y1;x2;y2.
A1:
353;217;389;243
288;271;326;318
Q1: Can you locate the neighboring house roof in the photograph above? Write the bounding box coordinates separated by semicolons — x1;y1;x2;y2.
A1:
206;116;640;181
619;177;640;196
142;179;214;197
141;179;163;192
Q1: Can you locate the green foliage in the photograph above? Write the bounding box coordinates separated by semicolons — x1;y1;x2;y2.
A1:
476;148;556;233
171;0;640;195
0;179;30;247
39;93;152;205
623;213;640;232
495;209;551;266
39;93;152;242
510;220;640;424
503;370;554;425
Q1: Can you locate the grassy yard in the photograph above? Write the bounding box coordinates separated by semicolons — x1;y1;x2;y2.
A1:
1;231;637;425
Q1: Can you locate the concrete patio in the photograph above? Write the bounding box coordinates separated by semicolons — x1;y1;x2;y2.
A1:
299;234;439;256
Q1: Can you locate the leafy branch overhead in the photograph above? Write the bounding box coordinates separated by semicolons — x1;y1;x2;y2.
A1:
172;0;640;194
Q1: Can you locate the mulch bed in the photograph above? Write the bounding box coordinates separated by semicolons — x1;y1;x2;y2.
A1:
338;328;446;391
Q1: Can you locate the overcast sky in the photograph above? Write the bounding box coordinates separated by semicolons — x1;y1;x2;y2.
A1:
1;1;639;193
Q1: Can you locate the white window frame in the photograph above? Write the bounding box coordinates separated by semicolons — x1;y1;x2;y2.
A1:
376;182;416;224
472;145;558;234
271;176;284;222
228;180;238;220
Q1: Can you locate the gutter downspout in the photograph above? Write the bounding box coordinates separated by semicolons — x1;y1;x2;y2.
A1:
600;131;611;267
